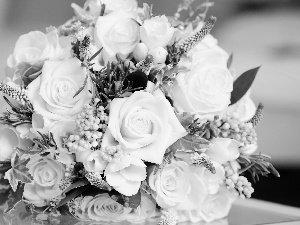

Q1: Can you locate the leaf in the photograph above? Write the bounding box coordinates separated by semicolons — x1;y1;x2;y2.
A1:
177;112;194;128
11;153;33;184
4;183;25;213
125;190;141;209
227;53;233;69
230;66;260;106
55;184;91;209
170;134;210;153
73;73;88;98
63;178;89;193
0;161;12;172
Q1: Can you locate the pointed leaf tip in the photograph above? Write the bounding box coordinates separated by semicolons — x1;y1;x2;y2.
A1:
230;66;261;106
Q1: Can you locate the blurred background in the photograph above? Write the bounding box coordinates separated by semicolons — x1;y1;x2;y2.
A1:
0;0;299;207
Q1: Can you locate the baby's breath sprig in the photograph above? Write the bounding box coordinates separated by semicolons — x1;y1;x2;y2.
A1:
66;103;108;153
221;162;254;199
218;112;257;146
237;153;280;182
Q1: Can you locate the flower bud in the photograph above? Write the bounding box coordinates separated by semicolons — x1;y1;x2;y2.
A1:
133;43;148;62
148;47;168;64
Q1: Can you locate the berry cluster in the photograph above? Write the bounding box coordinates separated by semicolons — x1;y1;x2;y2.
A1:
219;112;257;146
222;162;254;199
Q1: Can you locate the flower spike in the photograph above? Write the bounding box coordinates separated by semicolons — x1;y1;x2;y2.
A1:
247;102;264;127
178;16;217;54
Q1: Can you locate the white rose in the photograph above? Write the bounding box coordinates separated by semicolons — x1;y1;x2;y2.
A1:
102;91;187;164
188;34;229;67
140;15;174;49
23;155;66;206
87;193;131;222
205;138;240;164
7;30;68;68
27;58;93;121
169;64;233;114
105;154;146;196
198;187;237;222
94;10;140;62
149;161;207;210
0;125;32;161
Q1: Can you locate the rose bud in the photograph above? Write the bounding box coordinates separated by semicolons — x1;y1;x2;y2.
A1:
133;43;148;62
148;47;168;64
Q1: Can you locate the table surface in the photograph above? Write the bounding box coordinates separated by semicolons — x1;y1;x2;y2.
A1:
1;198;300;225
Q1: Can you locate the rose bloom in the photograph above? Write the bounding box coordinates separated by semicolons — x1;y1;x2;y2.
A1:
177;187;236;223
140;15;174;49
74;192;158;223
102;91;187;164
27;58;93;121
148;160;207;210
94;10;140;62
7;30;68;68
105;154;146;196
79;193;132;222
169;63;233;114
23;155;66;207
0;125;32;161
205;138;240;164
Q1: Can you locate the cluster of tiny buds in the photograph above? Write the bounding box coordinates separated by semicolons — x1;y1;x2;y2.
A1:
218;112;257;146
100;145;124;162
0;83;29;105
66;103;108;152
221;162;254;199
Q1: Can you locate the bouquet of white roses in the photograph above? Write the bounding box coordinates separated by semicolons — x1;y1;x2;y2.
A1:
0;0;279;224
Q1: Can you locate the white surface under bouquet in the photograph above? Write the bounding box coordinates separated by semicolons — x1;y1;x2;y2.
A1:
0;0;279;224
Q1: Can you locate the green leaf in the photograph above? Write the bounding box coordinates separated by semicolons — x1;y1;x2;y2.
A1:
177;112;194;128
230;66;260;106
55;184;91;209
170;134;210;153
63;178;89;193
0;161;12;173
125;190;141;209
227;53;233;69
73;73;88;98
11;153;33;184
4;183;24;213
